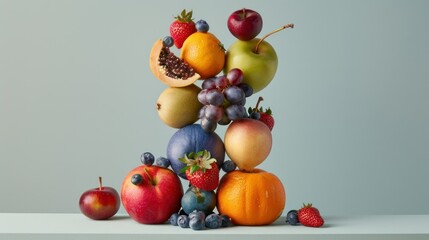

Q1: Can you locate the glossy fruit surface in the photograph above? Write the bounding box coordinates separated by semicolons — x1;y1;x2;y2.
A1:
224;118;272;171
170;9;197;49
227;8;263;41
121;165;183;224
149;39;200;87
181;186;216;215
224;38;277;93
180;32;226;79
286;210;299;225
79;177;120;220
298;203;324;227
216;169;286;226
166;124;225;179
156;84;202;128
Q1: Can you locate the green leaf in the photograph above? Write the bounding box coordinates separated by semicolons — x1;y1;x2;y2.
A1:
190;165;199;174
179;165;188;173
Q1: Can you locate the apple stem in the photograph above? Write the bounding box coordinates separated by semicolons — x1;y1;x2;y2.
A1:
254;24;294;54
254;96;264;111
98;176;102;190
143;168;156;186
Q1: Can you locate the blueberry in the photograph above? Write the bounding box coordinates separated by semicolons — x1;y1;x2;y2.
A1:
141;152;155;166
177;215;190;228
219;214;232;227
162;36;174;48
221;160;237;173
188;210;205;221
286;210;299;225
131;174;143;185
179;208;187;216
189;217;205;230
156;156;171;168
169;212;179;226
250;111;260;120
196;19;209;33
205;213;222;229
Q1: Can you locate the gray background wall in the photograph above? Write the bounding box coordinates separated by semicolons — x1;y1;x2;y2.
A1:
1;0;428;215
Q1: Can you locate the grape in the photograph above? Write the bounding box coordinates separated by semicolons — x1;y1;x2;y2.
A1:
214;75;228;89
225;105;247;120
237;83;253;97
226;68;243;86
218;114;231;125
197;89;209;105
206;89;225;106
201;117;217;132
198;105;207;119
236;97;246;106
204;105;223;122
202;78;216;90
224;86;245;104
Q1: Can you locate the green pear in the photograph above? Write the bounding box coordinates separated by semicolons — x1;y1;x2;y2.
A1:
224;39;277;94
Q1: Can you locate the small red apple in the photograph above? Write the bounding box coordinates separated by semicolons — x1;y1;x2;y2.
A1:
121;164;183;224
227;8;263;41
79;177;120;220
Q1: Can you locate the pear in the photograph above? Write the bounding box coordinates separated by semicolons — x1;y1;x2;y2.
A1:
156;84;202;128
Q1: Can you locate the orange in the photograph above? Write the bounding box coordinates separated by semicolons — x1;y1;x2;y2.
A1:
180;32;226;79
216;169;286;226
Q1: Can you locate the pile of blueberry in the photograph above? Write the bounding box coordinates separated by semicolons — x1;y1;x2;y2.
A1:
169;210;232;230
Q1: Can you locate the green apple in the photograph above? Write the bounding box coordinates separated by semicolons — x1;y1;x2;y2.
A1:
224;38;278;94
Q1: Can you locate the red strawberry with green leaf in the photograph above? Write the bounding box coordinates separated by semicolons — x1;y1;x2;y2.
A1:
169;9;197;49
259;107;274;131
179;150;219;191
298;203;324;227
248;96;275;131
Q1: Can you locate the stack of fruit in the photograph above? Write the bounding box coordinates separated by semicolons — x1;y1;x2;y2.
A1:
79;8;324;229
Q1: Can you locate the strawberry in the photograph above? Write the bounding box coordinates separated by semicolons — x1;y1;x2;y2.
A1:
179;150;219;191
248;96;275;131
298;203;324;227
259;107;274;131
169;9;197;49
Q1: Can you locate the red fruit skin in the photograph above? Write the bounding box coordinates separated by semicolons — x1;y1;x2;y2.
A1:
298;205;324;227
259;113;274;131
227;8;263;41
121;165;183;224
79;186;120;220
186;163;219;191
170;21;197;49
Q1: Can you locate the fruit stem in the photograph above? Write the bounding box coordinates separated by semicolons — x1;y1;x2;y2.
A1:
254;96;264;111
98;176;102;190
254;24;294;54
144;168;156;186
240;8;247;19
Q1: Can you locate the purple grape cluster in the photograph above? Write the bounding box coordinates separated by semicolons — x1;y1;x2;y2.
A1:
198;68;253;132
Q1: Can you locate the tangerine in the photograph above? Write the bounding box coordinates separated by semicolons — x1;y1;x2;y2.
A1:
216;169;286;226
180;32;226;79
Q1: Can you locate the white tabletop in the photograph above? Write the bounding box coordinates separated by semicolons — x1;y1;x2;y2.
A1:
0;213;428;240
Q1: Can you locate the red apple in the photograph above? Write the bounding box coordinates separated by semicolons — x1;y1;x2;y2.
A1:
121;165;183;224
79;177;120;220
227;8;263;41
